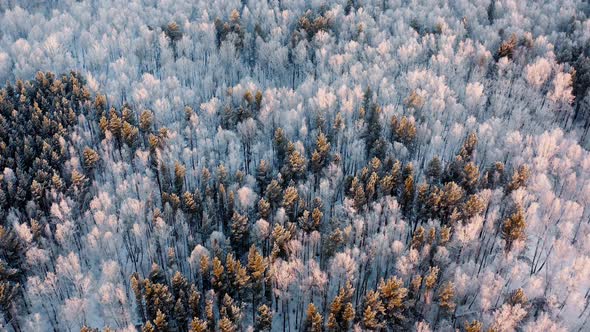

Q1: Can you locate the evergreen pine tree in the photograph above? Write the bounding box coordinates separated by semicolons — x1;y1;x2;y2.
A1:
303;303;323;332
464;320;483;332
438;282;455;312
361;290;385;330
378;276;408;324
255;304;273;331
327;281;355;331
502;205;526;251
82;147;100;170
230;212;249;253
426;156;442;184
142;321;156;332
189;318;207;332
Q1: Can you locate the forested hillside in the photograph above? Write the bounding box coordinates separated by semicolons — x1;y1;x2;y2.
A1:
0;0;589;331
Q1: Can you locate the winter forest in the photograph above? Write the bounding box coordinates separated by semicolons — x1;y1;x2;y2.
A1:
0;0;589;331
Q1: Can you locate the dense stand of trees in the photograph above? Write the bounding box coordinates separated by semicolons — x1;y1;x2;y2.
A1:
0;0;589;331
